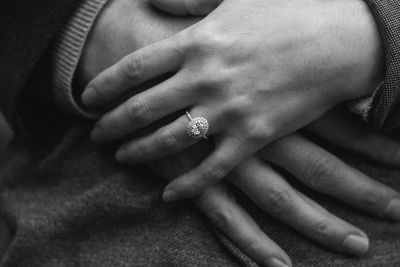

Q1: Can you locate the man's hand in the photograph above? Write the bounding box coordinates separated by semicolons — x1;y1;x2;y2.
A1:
151;128;400;264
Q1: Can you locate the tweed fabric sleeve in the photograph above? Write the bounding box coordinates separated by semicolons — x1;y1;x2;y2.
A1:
52;0;108;119
360;0;400;129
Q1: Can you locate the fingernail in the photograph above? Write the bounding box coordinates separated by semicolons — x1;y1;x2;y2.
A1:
163;190;178;202
266;258;290;267
82;86;97;106
384;199;400;221
342;234;369;257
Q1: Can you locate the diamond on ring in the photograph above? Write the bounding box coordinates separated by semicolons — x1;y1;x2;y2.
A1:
186;111;209;139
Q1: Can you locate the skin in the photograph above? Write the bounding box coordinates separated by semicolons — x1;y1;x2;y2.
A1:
77;0;400;266
82;0;384;202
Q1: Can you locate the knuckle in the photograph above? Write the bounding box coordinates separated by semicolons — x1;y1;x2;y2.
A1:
187;24;222;51
125;53;145;81
208;207;235;232
157;128;178;151
223;97;252;118
264;186;293;217
245;122;275;145
204;164;229;184
304;157;342;192
194;73;225;97
206;68;233;90
360;190;383;211
241;239;265;255
185;182;205;197
313;220;332;240
192;72;212;89
127;98;150;124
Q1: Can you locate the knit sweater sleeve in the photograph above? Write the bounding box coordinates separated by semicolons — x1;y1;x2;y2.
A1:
52;0;108;119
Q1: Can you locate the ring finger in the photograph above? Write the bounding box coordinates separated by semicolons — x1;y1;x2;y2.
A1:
116;106;223;164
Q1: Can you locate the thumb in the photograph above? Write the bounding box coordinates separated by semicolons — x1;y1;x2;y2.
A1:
149;0;222;16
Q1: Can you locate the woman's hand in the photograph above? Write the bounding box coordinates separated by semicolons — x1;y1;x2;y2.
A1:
137;109;400;263
82;0;384;201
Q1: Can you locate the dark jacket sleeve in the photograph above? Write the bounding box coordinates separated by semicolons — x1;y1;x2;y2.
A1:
0;0;81;129
363;0;400;129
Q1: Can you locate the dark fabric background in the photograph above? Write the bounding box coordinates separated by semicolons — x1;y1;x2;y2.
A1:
0;0;81;128
0;121;399;266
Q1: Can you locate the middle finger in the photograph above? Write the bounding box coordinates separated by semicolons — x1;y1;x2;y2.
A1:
91;72;196;143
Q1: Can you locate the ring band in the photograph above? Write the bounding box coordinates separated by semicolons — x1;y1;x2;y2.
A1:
186;111;209;139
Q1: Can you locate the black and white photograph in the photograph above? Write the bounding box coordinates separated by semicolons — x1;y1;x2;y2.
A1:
0;0;399;266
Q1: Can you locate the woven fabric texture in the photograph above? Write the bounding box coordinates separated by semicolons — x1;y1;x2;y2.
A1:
363;0;400;129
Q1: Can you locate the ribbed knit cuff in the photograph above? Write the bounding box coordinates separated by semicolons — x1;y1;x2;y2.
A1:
52;0;108;119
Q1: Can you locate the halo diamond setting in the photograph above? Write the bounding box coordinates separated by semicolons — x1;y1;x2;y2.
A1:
186;112;209;139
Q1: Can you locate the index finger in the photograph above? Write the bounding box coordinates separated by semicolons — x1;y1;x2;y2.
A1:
194;184;292;267
81;37;184;107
